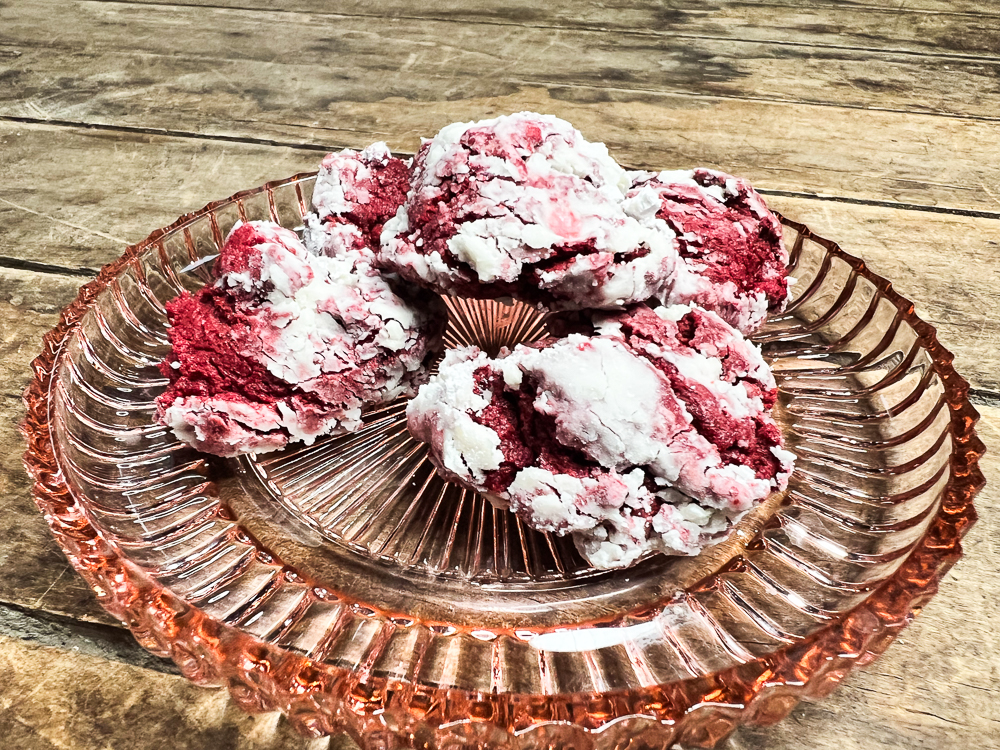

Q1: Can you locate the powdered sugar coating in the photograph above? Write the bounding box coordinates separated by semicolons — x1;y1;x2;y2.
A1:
407;305;793;569
156;220;446;457
379;112;679;310
627;168;789;334
304;143;413;259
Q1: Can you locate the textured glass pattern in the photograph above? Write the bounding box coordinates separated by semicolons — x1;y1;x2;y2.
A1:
22;173;983;749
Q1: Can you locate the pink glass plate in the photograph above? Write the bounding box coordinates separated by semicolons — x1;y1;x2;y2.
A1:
22;173;983;749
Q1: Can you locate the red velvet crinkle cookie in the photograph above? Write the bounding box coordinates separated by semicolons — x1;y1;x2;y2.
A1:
304;142;413;259
156;220;446;457
627;168;790;333
407;304;794;569
379;112;679;310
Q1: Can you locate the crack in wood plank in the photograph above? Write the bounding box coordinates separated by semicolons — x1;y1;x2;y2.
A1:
0;601;177;675
759;189;1000;220
0;257;99;279
0;115;334;152
901;708;963;726
749;1;1000;19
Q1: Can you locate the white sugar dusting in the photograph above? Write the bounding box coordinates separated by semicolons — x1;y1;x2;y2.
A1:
312;142;396;219
159;218;443;457
407;304;795;569
380;112;681;309
407;348;505;482
627;167;790;333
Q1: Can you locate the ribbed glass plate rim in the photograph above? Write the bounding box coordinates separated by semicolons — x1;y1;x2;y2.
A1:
21;171;985;746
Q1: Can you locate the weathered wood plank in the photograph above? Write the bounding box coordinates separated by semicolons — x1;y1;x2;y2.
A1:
88;0;1000;57
84;0;1000;16
0;122;320;272
0;633;356;749
4;105;1000;279
3;2;1000;218
4;2;1000;142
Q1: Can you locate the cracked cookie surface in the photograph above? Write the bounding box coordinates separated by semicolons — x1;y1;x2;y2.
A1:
407;304;794;568
305;142;413;260
156;220;446;457
379;112;680;310
628;168;789;333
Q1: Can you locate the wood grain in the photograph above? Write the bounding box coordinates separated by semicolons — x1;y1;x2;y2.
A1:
3;1;1000;216
57;0;1000;57
4;104;1000;277
3;0;999;121
0;121;320;272
0;634;355;749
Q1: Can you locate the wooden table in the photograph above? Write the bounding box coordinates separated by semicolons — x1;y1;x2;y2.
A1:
2;1;998;747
